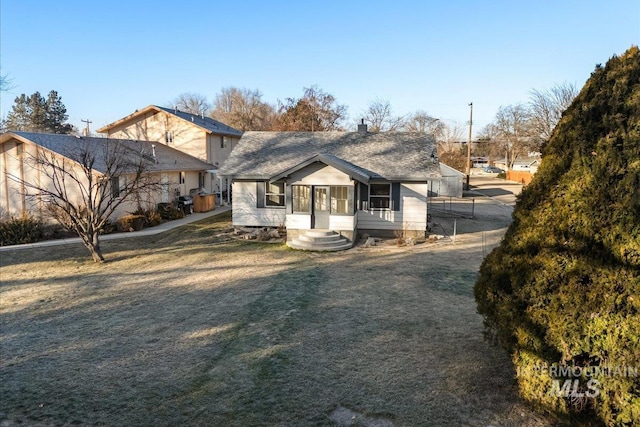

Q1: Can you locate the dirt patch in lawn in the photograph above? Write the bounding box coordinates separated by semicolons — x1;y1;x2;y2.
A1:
0;207;557;426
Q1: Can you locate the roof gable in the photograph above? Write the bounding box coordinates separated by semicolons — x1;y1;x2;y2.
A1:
270;154;373;183
96;105;242;137
1;131;213;174
219;131;441;181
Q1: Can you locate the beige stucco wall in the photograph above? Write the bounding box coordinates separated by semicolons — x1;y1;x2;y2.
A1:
1;139;27;217
108;170;198;219
103;110;239;170
101;109;245;196
1;140;96;221
104;110;207;161
207;134;239;167
0;137;204;223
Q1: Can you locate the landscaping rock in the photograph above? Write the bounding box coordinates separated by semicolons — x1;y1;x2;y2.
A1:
364;237;378;247
268;229;280;238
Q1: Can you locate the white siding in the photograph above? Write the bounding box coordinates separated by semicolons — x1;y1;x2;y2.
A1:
232;181;286;227
329;214;355;231
289;163;352;185
286;214;311;229
400;183;428;230
357;209;398;230
357;183;427;231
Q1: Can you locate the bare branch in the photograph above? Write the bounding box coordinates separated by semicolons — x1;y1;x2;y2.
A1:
10;137;162;262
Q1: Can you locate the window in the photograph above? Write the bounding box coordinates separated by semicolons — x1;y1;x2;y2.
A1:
292;185;311;213
220;136;227;148
16;143;24;156
266;182;285;207
330;186;349;214
198;172;206;189
369;183;391;209
165;131;173;144
111;176;121;198
179;171;186;184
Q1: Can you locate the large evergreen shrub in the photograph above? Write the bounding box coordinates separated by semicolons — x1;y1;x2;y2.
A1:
475;47;640;425
0;214;43;246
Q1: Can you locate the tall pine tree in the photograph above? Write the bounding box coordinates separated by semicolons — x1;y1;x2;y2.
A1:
3;90;74;133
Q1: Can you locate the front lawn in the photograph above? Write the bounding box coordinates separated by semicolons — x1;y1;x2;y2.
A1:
0;212;555;426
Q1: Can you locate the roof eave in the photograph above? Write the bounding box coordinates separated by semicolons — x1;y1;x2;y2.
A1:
96;105;161;133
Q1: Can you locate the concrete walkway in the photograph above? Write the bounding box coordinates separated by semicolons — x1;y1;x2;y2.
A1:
0;205;231;252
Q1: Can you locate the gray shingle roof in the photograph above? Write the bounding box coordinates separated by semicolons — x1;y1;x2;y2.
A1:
154;106;243;136
219;131;441;181
7;131;213;174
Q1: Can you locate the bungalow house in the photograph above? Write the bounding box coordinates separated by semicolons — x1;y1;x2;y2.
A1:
512;156;540;173
0;131;213;220
96;105;243;197
218;125;442;250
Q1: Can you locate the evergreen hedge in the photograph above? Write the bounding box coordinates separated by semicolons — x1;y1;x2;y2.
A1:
475;47;640;425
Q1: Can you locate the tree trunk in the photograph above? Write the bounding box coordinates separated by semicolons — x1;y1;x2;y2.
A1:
83;231;105;263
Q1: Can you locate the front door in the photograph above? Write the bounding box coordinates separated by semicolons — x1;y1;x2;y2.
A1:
313;186;330;229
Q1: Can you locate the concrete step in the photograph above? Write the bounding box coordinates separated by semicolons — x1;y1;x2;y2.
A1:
304;229;336;237
295;236;348;246
296;234;345;243
287;229;353;252
287;240;353;251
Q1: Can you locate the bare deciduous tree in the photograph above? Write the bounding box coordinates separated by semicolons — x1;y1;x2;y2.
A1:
402;110;444;135
484;104;535;169
211;87;275;131
437;121;464;145
361;99;404;132
15;138;160;262
433;121;466;171
529;82;578;145
171;92;211;115
0;69;13;93
436;121;465;155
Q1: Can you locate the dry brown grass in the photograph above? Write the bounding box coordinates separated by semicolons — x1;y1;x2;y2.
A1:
0;210;557;426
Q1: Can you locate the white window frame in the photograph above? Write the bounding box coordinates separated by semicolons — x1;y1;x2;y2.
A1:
369;183;391;210
292;185;311;213
266;182;285;207
330;186;350;215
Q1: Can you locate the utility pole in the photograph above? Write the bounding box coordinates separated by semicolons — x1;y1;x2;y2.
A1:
466;102;473;182
81;119;92;136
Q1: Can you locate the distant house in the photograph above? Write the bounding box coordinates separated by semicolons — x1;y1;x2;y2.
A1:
97;105;242;196
512;156;540;173
218;125;442;250
471;156;489;168
507;155;541;185
0;131;212;220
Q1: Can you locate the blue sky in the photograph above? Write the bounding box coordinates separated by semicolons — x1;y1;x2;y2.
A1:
1;0;638;136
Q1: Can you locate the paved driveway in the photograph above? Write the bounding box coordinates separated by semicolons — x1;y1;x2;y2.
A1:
468;176;523;206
